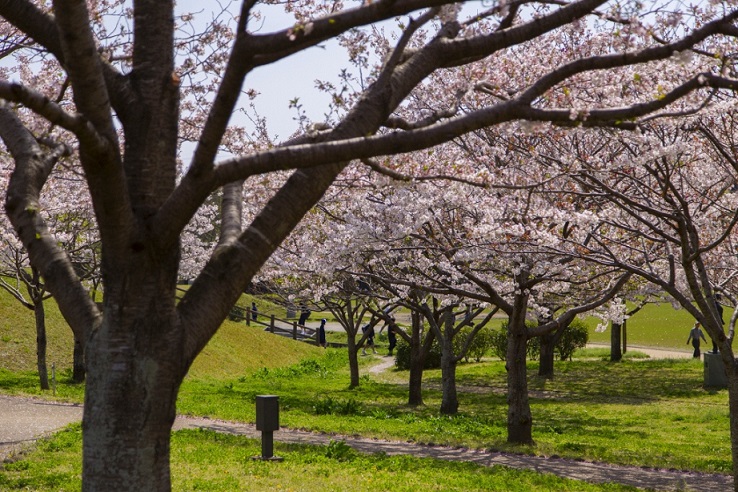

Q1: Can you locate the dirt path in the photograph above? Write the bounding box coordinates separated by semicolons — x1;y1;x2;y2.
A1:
1;349;732;491
0;394;82;463
587;342;692;359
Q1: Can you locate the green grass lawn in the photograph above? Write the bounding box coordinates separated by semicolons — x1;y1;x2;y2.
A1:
0;289;733;489
584;301;732;350
0;349;726;489
175;349;731;474
0;424;637;491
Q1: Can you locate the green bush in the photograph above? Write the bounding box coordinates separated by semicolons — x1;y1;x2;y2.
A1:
493;319;588;361
556;319;589;361
324;440;356;461
313;396;361;415
394;340;442;370
495;320;540;360
489;329;508;360
454;327;496;362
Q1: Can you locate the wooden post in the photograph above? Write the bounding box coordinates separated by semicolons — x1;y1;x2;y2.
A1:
269;315;275;333
293;321;297;340
246;309;251;326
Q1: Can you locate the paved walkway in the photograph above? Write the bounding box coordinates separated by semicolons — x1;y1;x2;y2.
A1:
0;351;733;491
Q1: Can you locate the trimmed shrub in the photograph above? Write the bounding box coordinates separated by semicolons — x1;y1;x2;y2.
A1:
557;319;589;360
493;319;587;361
489;329;508;360
454;327;496;363
394;339;442;370
496;320;540;360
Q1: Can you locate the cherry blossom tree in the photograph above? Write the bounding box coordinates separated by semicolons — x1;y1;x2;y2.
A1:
2;1;738;489
510;110;738;486
0;156;97;384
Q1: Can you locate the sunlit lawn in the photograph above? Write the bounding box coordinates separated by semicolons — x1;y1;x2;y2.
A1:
176;349;731;474
0;424;638;491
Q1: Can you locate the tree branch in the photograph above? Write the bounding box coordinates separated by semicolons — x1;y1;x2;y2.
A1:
0;81;108;152
0;104;100;343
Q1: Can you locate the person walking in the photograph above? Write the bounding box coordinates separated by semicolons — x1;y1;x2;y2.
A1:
387;319;397;357
361;323;377;355
687;321;707;359
318;319;327;348
298;303;311;333
251;302;258;322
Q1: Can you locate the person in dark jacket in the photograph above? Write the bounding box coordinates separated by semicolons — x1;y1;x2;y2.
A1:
387;319;397;356
298;303;310;332
361;323;377;355
318;319;327;348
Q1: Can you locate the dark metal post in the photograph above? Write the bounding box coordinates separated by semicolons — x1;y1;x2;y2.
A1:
253;395;282;461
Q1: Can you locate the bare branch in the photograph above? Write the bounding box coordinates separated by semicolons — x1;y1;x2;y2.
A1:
360;158;489;188
0;80;108;152
0;104;100;342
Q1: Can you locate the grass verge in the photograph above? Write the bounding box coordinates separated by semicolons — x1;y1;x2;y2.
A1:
0;424;637;491
176;350;731;474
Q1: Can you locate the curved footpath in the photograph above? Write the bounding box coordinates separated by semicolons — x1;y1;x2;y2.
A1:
0;350;731;492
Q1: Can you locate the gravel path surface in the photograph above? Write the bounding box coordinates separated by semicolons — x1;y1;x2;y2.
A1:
0;349;731;491
0;394;82;462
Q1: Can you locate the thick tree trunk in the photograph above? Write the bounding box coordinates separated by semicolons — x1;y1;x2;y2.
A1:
439;341;458;415
610;322;622;362
408;338;425;406
537;332;555;380
724;353;738;492
408;311;431;406
34;298;49;390
439;313;458;415
82;264;183;491
347;337;360;388
72;336;85;383
507;312;533;444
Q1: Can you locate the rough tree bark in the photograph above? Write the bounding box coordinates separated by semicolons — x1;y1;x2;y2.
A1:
33;292;49;390
506;292;534;444
610;322;623;362
408;310;434;406
439;311;459;415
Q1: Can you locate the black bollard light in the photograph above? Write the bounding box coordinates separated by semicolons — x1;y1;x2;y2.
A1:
253;395;283;461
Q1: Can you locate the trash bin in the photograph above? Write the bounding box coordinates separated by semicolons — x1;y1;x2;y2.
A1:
704;352;728;388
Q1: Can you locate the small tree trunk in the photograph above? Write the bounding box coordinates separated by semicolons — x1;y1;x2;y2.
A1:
347;336;360;388
439;313;458;415
72;336;85;383
439;343;458;414
408;311;430;406
506;309;533;445
537;332;556;380
610;322;622;362
622;319;627;354
34;298;49;390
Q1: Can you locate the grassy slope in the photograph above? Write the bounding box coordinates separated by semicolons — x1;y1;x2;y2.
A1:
1;285;731;375
584;301;734;350
0;286;321;379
